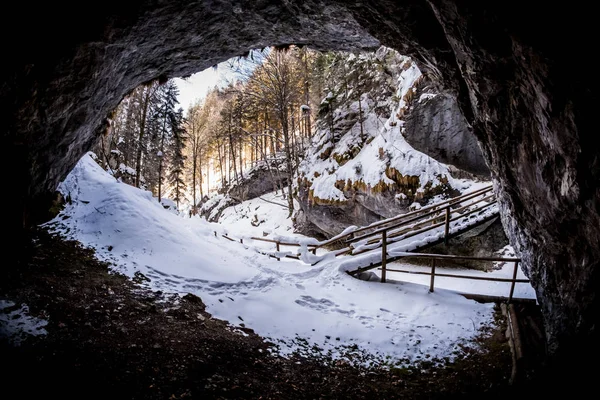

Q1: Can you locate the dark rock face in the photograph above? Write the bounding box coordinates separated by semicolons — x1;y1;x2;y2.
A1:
423;218;509;271
295;180;456;239
404;93;490;177
294;182;395;239
294;47;462;239
417;2;598;372
228;163;288;202
2;0;598;384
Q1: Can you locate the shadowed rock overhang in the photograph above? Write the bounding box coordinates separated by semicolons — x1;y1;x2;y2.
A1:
1;0;597;390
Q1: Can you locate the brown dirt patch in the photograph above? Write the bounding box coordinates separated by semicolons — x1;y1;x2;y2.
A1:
0;228;538;399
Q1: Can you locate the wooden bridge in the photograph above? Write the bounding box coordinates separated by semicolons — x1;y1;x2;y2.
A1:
218;184;532;302
217;184;541;382
306;184;500;272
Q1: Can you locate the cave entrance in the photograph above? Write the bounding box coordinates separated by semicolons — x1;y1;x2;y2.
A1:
5;1;599;389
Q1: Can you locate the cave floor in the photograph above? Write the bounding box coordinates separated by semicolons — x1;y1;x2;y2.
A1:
0;228;549;399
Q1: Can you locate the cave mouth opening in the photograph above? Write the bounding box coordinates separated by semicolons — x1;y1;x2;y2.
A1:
89;39;486;233
6;1;600;389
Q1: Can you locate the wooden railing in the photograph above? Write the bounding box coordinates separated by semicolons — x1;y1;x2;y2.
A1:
213;214;531;303
215;231;303;261
329;189;498;261
308;185;496;254
214;185;499;266
377;252;528;303
215;230;530;303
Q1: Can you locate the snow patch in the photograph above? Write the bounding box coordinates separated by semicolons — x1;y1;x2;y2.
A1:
0;300;48;346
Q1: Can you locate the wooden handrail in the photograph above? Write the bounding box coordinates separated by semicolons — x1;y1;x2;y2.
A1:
311;185;494;249
385;252;520;263
232;196;499;265
379;267;529;283
216;186;499;271
312;203;499;261
349;200;498;255
376;252;526;303
347;193;497;245
319;207;499;261
249;236;305;247
385;201;497;243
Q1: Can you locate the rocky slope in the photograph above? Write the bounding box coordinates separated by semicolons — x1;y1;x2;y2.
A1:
198;155;289;222
1;227;531;399
294;47;487;238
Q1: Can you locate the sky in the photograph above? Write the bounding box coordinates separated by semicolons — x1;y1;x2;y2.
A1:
32;152;536;368
173;69;219;111
173;67;224;111
173;50;265;111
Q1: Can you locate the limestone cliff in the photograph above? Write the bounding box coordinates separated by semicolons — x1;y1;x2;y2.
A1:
294;47;487;238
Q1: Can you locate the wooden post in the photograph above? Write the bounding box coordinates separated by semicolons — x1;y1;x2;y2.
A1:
508;261;519;303
381;230;387;283
444;207;450;245
429;259;436;292
276;242;280;261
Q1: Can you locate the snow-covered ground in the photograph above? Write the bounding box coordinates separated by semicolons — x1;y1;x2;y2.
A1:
0;300;48;346
217;191;301;239
45;153;537;368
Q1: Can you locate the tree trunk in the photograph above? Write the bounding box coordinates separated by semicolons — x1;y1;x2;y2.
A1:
135;88;152;188
198;147;203;200
303;49;311;138
239;135;244;180
157;104;168;203
280;110;294;218
358;95;365;142
329;102;335;145
206;156;210;197
192;145;197;208
290;105;300;176
216;138;224;187
256;135;279;195
227;110;239;187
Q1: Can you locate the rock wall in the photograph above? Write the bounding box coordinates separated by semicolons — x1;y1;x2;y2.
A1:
2;0;598;386
227;159;289;203
404;93;490;177
294;47;483;239
423;218;509;270
417;2;598;376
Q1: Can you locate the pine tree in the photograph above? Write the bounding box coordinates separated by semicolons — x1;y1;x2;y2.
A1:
134;83;158;188
168;107;187;210
152;80;181;202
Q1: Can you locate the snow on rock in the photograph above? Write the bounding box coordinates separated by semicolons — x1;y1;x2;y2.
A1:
418;93;437;103
118;163;136;176
217;191;296;238
160;197;178;213
0;300;48;345
298;46;460;206
198;193;238;222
